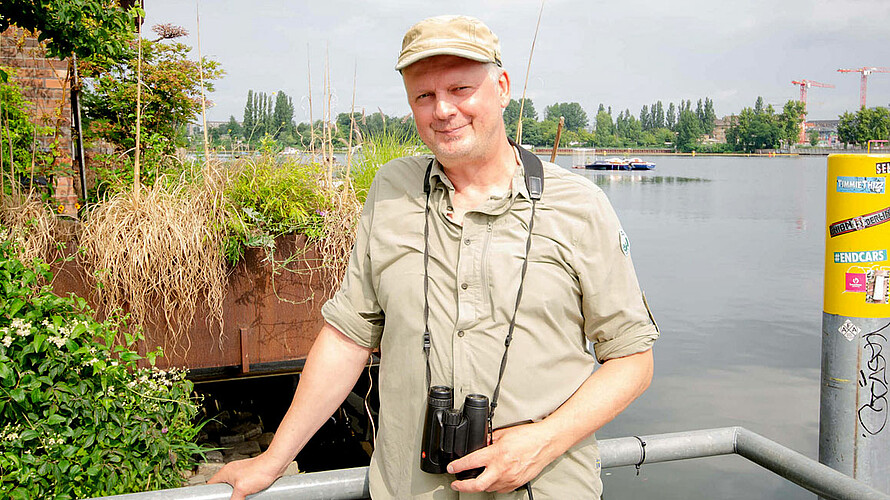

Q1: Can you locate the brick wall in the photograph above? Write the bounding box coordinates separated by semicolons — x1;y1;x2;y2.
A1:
1;26;71;146
2;27;78;214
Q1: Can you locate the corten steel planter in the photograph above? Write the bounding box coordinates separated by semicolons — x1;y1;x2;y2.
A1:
51;234;334;380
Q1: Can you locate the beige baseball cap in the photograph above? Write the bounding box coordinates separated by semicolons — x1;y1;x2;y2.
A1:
395;15;502;71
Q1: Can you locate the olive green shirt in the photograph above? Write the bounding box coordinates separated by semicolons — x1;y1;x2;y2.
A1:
322;154;658;499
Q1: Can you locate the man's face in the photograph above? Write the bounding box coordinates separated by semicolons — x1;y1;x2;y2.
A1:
402;56;510;164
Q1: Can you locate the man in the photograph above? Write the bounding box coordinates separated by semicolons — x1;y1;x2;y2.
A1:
211;15;658;499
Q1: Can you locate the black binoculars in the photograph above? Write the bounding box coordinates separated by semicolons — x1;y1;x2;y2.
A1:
420;386;490;479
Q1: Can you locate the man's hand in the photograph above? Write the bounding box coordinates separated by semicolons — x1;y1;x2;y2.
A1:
447;421;557;494
208;452;288;500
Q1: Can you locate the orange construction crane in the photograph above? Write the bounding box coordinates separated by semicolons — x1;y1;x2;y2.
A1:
837;67;890;109
791;79;834;143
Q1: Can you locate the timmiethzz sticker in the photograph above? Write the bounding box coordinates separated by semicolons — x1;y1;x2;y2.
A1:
829;206;890;238
836;176;885;194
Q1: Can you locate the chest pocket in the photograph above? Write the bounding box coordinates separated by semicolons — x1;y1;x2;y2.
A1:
484;215;580;328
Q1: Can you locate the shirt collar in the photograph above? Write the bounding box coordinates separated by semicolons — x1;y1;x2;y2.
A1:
426;146;531;201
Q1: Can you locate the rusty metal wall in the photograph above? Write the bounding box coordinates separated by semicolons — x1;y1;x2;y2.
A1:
51;234;333;380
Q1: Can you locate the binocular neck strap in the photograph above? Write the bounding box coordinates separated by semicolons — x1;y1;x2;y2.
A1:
421;155;540;428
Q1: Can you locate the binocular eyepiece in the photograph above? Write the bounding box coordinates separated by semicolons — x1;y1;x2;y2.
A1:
420;386;489;479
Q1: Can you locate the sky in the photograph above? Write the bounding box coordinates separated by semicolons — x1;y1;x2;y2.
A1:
144;0;890;125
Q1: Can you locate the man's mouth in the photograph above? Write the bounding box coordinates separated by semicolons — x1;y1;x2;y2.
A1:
434;123;468;134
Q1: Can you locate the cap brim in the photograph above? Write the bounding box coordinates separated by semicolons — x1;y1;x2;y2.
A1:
395;47;493;71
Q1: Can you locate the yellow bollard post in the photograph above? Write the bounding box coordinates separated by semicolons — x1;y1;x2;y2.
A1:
819;154;890;494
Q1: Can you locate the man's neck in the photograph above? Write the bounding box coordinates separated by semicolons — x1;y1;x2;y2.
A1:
438;138;518;195
437;138;519;224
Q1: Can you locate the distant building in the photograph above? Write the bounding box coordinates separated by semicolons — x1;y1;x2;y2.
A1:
806;119;839;146
705;115;737;144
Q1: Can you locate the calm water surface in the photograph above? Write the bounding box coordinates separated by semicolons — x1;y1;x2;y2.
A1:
552;155;826;500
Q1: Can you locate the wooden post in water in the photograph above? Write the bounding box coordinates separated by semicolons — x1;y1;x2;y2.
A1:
819;154;890;495
550;116;564;163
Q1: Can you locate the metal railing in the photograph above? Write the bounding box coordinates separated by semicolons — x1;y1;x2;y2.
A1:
92;426;890;500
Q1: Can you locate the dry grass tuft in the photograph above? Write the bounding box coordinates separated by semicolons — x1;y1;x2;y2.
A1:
79;163;230;354
0;193;60;267
318;184;361;293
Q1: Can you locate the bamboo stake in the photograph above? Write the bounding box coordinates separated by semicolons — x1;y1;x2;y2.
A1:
515;0;545;145
0;30;4;200
6;109;14;197
345;62;356;183
0;105;4;200
307;45;314;155
28;123;37;198
550;116;563;163
195;0;210;164
134;11;143;201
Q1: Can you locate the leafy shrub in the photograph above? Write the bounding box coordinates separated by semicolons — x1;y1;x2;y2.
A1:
223;157;330;263
0;234;206;499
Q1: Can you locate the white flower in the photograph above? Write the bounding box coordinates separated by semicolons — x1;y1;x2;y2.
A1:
11;318;31;337
1;336;12;348
48;336;66;348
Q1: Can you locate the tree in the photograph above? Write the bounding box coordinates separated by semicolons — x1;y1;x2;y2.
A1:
702;98;716;135
272;91;295;140
666;102;676;130
544;102;588;132
837;107;890;145
639;105;649;131
594;107;615;146
504;98;537;140
82;38;223;155
777;100;806;146
0;0;138;61
725;99;782;153
808;129;820;146
654;101;665;130
675;109;702;152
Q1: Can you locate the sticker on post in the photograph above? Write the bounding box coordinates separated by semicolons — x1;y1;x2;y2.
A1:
838;319;861;341
866;269;889;304
845;272;867;292
877;162;890;175
829;206;890;237
836;176;885;194
834;250;888;264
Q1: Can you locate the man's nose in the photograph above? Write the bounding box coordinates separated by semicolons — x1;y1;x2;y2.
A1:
433;97;458;120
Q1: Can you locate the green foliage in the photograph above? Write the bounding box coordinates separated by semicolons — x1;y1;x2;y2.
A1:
724;97;810;152
353;129;422;202
675;109;703;152
223;158;330;262
544;102;588;131
0;0;138;61
0;74;56;185
0;235;206;498
504;99;537;140
778;100;806;146
83;38;223;156
837;107;890;146
808;129;820;146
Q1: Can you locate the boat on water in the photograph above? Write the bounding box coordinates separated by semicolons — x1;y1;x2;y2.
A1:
585;157;656;171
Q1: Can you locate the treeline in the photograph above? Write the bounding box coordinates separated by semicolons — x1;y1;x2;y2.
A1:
208;89;419;150
211;90;890;153
504;97;717;151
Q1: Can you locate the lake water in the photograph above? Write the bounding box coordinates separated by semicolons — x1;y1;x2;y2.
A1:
551;155;827;500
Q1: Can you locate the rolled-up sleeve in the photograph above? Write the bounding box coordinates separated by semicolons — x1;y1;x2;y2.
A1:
321;179;385;348
575;189;658;363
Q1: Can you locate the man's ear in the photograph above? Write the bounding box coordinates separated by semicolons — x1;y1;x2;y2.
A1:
498;70;511;109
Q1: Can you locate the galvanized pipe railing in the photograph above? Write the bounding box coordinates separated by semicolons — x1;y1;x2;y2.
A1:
92;427;890;500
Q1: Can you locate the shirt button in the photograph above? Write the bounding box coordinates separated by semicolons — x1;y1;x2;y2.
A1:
457;330;465;337
464;238;471;245
461;283;468;290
